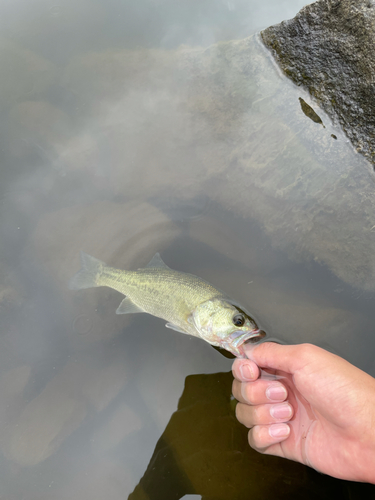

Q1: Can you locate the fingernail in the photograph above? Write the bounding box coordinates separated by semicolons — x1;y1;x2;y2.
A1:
269;423;290;438
239;363;254;380
270;403;292;419
266;383;287;401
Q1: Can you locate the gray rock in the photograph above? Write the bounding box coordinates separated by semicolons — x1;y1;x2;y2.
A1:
27;200;181;347
0;40;57;112
261;0;375;166
2;354;128;466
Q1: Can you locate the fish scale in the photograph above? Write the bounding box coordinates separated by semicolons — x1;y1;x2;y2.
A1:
100;268;222;333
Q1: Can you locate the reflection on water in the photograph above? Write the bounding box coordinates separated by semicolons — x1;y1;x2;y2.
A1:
1;0;375;498
129;371;373;500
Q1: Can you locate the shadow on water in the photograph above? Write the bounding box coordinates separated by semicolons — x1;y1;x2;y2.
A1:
128;370;375;500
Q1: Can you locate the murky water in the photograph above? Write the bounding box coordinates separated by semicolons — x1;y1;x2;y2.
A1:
1;0;375;498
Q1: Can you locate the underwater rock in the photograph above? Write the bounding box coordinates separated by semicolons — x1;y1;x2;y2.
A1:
24;34;375;296
0;40;56;111
9;101;71;143
0;259;25;311
58;459;135;500
261;0;375;165
63;47;231;201
5;0;105;49
29;199;180;288
179;35;375;292
28;201;181;345
63;48;179;106
189;215;281;275
2;354;127;466
8;101;72;168
91;403;142;454
0;365;31;445
0;261;28;371
3;361;88;466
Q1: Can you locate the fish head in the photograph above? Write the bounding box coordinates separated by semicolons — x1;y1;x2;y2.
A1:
191;298;266;358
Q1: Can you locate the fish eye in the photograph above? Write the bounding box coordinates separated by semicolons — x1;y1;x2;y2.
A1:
233;314;245;327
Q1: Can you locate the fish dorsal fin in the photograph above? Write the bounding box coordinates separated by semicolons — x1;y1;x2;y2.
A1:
145;253;171;269
116;297;145;315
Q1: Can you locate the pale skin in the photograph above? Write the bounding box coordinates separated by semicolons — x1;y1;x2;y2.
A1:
232;342;375;484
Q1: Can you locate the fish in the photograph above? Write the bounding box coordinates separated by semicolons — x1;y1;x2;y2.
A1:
69;251;266;357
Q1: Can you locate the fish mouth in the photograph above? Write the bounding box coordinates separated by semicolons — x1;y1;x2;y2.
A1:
229;329;266;349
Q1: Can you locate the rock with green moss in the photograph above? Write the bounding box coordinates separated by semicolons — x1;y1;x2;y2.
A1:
261;0;375;166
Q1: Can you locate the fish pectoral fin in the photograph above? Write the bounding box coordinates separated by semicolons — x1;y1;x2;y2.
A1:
165;322;188;334
145;253;171;269
116;297;145;315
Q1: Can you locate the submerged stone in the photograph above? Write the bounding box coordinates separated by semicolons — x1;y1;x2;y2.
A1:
27;201;181;346
2;354;128;465
261;0;375;166
17;29;375;297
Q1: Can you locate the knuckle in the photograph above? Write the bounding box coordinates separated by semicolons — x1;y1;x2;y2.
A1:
235;402;244;422
251;405;262;424
232;380;241;400
243;383;256;404
236;403;255;428
248;426;267;452
232;379;258;405
256;342;275;357
298;343;319;361
232;359;242;380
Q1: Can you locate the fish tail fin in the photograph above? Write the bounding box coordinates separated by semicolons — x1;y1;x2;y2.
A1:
69;251;106;290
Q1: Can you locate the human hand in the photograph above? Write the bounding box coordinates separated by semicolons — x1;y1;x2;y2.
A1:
232;342;375;483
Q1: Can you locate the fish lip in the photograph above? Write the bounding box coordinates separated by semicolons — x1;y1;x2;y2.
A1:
229;329;266;348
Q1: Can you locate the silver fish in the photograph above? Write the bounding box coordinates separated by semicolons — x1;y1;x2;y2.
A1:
69;252;266;357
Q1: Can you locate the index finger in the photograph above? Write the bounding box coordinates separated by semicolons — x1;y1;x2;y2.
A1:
243;342;324;374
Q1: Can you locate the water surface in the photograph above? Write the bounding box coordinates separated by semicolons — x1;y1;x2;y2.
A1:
1;0;375;498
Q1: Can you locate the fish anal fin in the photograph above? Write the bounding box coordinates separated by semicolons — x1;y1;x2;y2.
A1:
145;253;171;269
165;322;188;334
116;297;145;315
